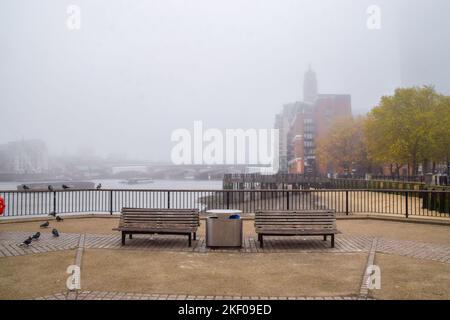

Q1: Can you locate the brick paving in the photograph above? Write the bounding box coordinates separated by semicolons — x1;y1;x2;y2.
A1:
359;238;378;297
83;233;373;253
2;227;449;300
1;231;450;265
33;291;370;300
377;238;450;264
2;216;448;301
0;231;80;257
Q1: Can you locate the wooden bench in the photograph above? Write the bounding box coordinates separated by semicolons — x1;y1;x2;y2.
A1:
114;208;200;246
254;210;337;248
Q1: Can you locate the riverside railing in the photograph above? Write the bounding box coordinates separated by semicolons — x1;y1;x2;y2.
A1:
0;189;449;219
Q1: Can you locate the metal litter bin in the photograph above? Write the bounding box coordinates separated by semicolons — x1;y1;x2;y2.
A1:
205;210;242;247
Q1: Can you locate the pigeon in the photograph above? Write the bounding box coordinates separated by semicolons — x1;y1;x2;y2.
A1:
19;237;32;247
52;228;59;237
31;232;41;240
48;211;56;217
62;184;70;189
22;185;30;190
40;221;49;228
96;183;102;190
48;185;54;191
56;215;64;222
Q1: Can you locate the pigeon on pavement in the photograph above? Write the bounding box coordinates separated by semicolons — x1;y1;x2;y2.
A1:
40;221;49;228
52;228;59;237
31;232;41;240
19;237;32;246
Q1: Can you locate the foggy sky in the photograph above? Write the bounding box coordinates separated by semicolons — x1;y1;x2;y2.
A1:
1;0;449;161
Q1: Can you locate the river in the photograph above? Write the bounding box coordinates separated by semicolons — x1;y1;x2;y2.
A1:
0;179;223;191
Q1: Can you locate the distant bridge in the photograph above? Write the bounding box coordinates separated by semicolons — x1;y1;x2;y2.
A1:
109;164;256;180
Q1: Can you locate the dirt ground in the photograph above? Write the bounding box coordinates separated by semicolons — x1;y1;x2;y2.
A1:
0;250;75;299
1;215;450;299
371;253;450;300
314;191;425;215
0;217;120;235
82;249;365;297
337;219;450;245
1;218;449;246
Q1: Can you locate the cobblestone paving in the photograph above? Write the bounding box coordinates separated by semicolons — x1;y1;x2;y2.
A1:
0;231;80;257
34;291;370;300
83;233;373;253
2;230;447;301
377;238;450;264
1;231;450;265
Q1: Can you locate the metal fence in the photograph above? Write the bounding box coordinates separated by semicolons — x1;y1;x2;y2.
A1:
1;189;449;219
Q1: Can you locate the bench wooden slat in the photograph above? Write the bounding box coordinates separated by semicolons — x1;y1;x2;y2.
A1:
122;217;198;222
256;222;336;226
122;208;197;211
116;208;200;247
255;210;337;248
256;215;335;217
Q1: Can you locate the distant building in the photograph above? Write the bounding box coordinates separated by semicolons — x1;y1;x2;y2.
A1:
303;65;318;103
274;103;298;173
0;140;49;174
274;67;352;175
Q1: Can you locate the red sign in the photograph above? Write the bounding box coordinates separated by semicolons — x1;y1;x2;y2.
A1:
0;197;4;215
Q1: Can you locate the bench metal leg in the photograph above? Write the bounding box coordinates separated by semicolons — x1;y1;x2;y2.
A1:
331;234;335;248
258;234;262;242
188;233;192;247
121;232;126;245
193;232;196;241
260;235;264;248
323;235;327;241
129;234;132;239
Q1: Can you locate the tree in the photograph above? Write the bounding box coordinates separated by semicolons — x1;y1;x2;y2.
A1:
364;86;442;175
316;117;371;175
429;96;450;176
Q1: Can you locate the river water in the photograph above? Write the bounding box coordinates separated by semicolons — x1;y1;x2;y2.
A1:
0;179;223;191
0;179;224;216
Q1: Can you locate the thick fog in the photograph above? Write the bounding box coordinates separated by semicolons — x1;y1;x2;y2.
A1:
1;0;449;161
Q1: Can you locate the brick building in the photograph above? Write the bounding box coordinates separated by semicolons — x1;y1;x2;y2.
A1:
274;67;352;175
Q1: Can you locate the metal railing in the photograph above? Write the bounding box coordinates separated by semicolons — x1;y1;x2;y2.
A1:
0;189;449;219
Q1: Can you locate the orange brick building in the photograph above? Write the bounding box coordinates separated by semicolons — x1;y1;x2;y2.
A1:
275;67;352;175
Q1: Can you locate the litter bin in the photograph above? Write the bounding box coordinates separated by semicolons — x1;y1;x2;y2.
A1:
205;210;243;247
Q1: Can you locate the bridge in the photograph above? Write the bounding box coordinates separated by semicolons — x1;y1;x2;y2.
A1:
109;163;253;180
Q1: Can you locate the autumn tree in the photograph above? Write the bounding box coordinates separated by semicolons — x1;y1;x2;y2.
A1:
316;117;371;175
429;96;450;175
364;86;444;175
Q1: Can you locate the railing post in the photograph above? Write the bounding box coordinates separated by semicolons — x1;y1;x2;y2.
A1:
286;191;290;210
345;190;349;216
226;191;230;209
52;191;56;215
109;190;113;215
405;191;409;218
167;191;170;209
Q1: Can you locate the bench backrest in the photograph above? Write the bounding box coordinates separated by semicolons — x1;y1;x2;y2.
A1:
119;208;200;230
255;210;336;231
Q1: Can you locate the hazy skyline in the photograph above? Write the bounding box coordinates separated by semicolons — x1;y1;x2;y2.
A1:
1;0;449;160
